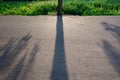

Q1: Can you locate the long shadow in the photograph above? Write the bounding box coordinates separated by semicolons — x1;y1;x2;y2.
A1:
0;33;32;80
50;16;69;80
21;42;39;80
101;40;120;74
0;33;32;72
6;42;39;80
101;22;120;74
5;52;27;80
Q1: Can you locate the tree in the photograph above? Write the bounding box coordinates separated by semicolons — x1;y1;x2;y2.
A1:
57;0;62;15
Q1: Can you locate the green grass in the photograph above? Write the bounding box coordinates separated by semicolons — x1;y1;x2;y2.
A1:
0;1;57;15
0;0;120;15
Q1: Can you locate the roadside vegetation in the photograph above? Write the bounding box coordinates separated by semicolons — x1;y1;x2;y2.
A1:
0;0;120;15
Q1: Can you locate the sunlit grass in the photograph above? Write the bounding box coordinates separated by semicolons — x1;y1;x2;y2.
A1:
0;0;120;15
0;1;57;15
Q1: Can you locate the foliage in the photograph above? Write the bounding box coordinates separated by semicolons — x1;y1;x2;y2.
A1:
0;0;120;15
0;1;57;15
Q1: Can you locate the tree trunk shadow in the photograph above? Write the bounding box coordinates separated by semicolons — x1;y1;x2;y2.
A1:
50;16;69;80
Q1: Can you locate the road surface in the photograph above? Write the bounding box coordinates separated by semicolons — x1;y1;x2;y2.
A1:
0;16;120;80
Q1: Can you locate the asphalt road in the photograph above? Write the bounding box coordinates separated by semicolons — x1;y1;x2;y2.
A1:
0;16;120;80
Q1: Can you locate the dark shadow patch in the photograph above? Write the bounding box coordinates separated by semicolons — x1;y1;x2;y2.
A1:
101;22;120;74
102;22;120;41
21;42;40;80
5;53;27;80
50;16;69;80
100;40;120;74
0;33;32;73
6;42;39;80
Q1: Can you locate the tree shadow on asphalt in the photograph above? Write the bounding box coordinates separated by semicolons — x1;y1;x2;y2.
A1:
0;33;32;72
21;42;39;80
0;33;39;80
102;22;120;41
6;42;39;80
100;22;120;74
50;16;69;80
101;40;120;74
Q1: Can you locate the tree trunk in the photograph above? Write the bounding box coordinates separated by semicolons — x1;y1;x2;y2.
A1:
57;0;62;15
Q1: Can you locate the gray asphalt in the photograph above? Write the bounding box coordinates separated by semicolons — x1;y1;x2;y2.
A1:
0;16;120;80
